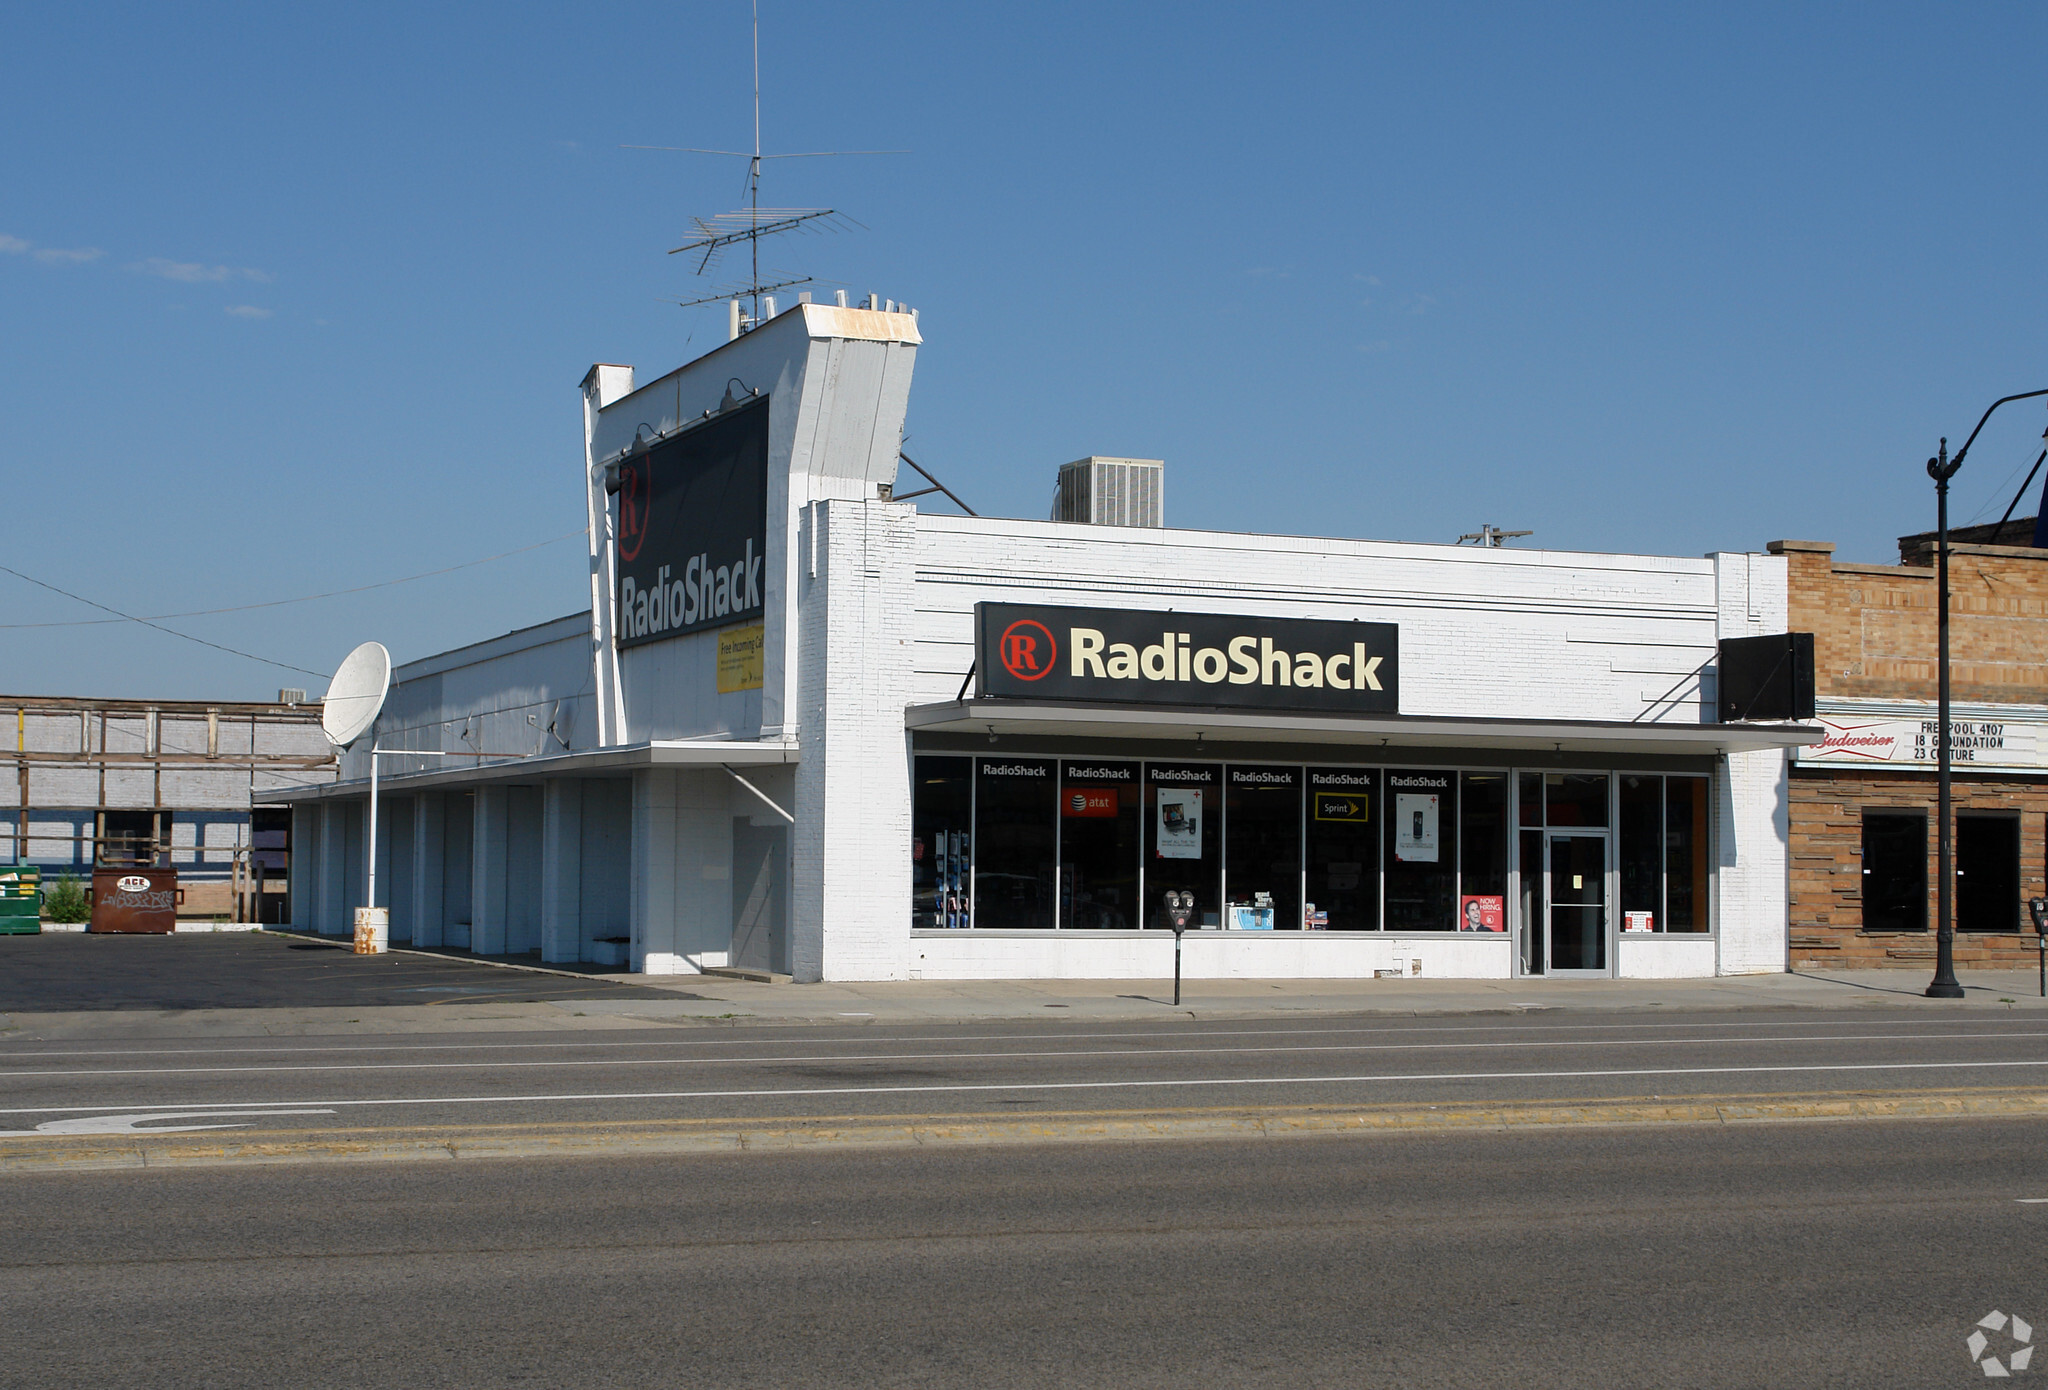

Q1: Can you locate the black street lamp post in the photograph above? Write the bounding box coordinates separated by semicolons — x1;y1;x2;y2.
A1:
1924;390;2048;1000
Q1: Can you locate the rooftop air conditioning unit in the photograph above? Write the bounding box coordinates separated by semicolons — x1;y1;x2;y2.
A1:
1052;456;1164;529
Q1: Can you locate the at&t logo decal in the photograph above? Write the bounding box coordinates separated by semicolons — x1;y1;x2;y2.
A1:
998;619;1057;682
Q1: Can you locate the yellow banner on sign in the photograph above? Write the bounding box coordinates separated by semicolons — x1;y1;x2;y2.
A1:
717;623;765;693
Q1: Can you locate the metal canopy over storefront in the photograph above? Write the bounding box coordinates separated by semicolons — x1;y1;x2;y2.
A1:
276;739;800;801
907;699;1822;758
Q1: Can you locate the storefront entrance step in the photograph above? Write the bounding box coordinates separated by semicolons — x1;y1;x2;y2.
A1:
701;966;792;984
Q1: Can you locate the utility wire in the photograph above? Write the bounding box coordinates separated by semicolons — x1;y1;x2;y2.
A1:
0;563;328;679
0;529;587;630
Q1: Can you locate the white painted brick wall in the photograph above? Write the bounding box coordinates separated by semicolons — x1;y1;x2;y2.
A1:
1712;551;1791;975
791;498;918;982
911;518;1724;724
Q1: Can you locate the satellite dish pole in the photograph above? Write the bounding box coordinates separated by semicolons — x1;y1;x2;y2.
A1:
321;642;392;952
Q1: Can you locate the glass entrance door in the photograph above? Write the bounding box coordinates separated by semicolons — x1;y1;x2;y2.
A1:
1546;833;1608;975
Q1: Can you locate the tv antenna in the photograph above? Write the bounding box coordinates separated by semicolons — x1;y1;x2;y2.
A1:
1457;524;1533;547
622;0;906;334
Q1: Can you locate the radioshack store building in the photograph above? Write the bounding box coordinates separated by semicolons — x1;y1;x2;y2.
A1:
279;302;1815;982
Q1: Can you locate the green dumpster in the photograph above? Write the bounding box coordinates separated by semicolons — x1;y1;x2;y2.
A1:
0;868;41;934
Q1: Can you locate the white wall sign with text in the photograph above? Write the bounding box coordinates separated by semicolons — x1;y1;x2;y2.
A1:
1797;713;2048;773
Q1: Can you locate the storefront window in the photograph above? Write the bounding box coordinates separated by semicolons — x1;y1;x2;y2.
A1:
911;756;972;928
1459;773;1508;932
1146;762;1220;928
1618;774;1662;933
1385;770;1455;932
1226;765;1301;931
1519;828;1543;971
1665;776;1708;932
1958;814;2021;932
1306;768;1378;931
973;756;1056;929
1860;810;1925;932
1544;774;1609;828
1519;772;1544;827
1059;760;1140;929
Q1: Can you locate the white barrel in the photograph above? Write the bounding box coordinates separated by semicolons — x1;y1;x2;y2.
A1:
352;906;389;955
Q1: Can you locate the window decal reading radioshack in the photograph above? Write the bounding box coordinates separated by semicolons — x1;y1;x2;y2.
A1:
974;602;1398;714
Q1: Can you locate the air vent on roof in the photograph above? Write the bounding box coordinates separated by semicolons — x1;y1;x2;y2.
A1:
278;688;306;706
1052;456;1164;528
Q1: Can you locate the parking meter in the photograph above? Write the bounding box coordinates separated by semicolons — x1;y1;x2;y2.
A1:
1164;890;1195;1004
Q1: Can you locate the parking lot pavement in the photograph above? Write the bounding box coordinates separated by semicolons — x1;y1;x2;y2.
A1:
0;933;686;1012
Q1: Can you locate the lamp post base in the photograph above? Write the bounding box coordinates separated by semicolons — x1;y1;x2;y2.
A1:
1923;980;1965;999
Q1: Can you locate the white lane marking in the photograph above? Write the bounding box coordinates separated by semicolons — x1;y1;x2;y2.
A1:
0;1109;336;1137
2018;1198;2048;1204
2;1057;2046;1119
2;1029;2041;1081
0;1015;2025;1061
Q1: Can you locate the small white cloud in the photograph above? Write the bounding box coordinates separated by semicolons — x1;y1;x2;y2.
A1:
223;304;273;319
550;139;582;152
1406;292;1437;316
138;257;233;282
241;268;274;283
1356;340;1392;354
34;246;102;265
0;235;28;255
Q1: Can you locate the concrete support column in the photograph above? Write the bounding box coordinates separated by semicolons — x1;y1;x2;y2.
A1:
1718;748;1791;975
471;785;508;955
629;769;677;974
319;801;348;936
790;499;917;982
411;793;445;949
540;779;582;963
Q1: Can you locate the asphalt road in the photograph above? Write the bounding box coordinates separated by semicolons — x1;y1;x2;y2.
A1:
0;932;683;1009
5;1117;2046;1388
1;1006;2045;1140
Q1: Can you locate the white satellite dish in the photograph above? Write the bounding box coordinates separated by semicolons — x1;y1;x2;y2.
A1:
321;641;391;748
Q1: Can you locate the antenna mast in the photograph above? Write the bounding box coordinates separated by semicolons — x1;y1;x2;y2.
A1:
623;3;907;340
750;0;761;327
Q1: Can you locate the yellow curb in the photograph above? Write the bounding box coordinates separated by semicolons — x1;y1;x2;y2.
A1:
2;1088;2045;1173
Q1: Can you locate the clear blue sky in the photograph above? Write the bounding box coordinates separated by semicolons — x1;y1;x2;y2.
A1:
4;2;2045;700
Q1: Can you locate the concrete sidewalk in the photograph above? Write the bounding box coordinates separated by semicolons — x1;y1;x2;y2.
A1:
557;966;2048;1024
3;966;2045;1041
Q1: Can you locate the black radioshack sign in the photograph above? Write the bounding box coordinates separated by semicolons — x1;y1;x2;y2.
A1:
974;602;1399;714
614;398;768;650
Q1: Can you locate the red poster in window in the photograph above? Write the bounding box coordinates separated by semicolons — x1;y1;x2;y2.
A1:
1063;789;1120;818
1459;895;1505;932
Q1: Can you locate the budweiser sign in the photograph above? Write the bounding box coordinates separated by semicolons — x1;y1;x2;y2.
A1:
1797;714;2047;771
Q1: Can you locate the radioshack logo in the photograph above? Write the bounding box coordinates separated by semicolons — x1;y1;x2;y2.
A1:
616;457;649;562
999;619;1058;682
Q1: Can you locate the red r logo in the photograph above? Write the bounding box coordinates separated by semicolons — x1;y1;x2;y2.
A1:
617;457;649;563
998;619;1058;681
